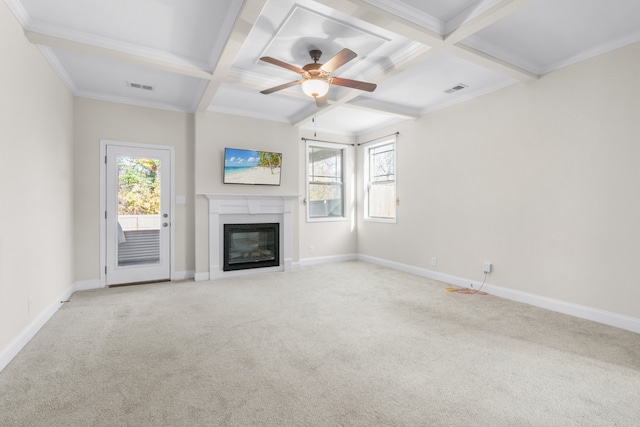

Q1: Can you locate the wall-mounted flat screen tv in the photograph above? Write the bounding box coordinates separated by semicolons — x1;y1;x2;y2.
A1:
223;148;282;186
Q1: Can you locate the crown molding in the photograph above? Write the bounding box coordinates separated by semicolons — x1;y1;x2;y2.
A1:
3;0;29;26
541;29;640;75
75;90;193;113
36;45;78;93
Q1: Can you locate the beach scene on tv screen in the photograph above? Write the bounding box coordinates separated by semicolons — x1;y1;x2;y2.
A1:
224;148;281;185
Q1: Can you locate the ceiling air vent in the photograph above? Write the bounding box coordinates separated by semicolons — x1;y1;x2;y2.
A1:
444;83;468;94
128;82;154;91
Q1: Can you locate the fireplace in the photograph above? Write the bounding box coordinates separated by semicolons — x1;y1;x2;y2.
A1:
200;194;298;280
223;223;279;271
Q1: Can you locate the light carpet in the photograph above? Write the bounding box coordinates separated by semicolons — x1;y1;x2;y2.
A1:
1;261;639;426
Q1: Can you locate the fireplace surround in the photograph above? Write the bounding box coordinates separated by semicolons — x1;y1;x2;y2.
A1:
202;194;298;279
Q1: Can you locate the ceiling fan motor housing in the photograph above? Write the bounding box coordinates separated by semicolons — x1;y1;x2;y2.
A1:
309;49;322;62
302;62;327;80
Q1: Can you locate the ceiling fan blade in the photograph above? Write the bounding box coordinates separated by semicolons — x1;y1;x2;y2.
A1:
259;56;305;74
320;48;357;73
260;80;303;95
315;96;328;107
330;77;377;92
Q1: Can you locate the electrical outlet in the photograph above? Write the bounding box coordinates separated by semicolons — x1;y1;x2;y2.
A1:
309;245;314;254
483;262;492;273
28;296;32;314
431;257;437;267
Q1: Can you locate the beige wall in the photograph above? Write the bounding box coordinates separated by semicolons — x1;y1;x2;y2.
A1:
0;3;74;354
357;42;640;319
194;112;300;275
74;98;195;281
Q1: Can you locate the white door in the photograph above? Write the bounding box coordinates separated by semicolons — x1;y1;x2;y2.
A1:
105;145;172;285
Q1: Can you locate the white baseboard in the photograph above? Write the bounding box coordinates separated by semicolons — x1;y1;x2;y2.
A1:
358;254;640;334
173;270;195;281
74;271;196;289
198;255;358;280
0;285;74;373
299;253;358;267
194;272;210;282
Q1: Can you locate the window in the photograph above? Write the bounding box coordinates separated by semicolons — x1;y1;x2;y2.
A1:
364;138;396;221
306;142;346;220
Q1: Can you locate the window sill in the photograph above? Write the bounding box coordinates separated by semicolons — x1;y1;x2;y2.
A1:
364;217;396;224
307;216;348;223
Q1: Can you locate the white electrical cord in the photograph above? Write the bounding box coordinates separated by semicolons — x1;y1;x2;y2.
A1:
474;271;488;292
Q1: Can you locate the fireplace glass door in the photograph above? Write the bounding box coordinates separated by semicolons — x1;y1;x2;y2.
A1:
223;223;279;271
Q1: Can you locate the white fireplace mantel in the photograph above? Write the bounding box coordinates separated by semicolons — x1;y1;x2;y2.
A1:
201;194;299;279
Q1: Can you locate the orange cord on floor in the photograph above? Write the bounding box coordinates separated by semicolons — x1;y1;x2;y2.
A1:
445;271;489;295
445;286;487;295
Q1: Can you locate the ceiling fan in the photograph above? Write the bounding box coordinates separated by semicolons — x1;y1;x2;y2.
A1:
259;48;377;107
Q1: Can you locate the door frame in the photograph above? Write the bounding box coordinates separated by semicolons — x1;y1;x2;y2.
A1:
99;139;176;287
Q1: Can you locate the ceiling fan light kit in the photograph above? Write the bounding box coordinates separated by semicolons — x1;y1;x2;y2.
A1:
260;48;376;106
301;78;330;98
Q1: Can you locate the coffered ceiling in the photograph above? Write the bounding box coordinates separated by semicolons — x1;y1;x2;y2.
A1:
6;0;640;135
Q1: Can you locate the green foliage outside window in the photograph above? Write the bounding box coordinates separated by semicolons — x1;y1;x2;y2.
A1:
118;157;161;215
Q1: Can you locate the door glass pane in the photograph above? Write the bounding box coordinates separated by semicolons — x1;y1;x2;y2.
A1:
116;156;161;267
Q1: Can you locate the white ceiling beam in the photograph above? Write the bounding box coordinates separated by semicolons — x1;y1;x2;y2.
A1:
24;31;213;80
316;0;537;83
196;0;268;112
448;42;538;82
443;0;538;81
444;0;535;45
344;100;420;119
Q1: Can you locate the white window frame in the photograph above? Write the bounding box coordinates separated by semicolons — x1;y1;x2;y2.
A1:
363;136;397;223
305;140;349;222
